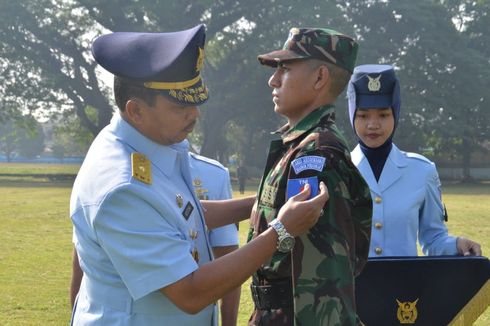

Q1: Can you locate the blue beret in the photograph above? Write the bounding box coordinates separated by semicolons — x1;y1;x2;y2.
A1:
92;24;208;106
347;64;401;127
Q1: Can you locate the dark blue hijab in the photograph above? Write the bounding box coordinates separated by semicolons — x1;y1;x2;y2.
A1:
347;64;401;181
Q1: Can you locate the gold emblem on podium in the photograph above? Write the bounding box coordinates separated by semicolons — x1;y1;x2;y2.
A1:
396;298;419;324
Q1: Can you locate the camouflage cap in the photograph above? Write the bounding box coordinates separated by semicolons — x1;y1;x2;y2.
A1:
258;27;359;72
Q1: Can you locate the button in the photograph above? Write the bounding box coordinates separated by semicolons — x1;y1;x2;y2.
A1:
375;247;383;255
189;230;198;239
375;222;383;229
374;196;382;204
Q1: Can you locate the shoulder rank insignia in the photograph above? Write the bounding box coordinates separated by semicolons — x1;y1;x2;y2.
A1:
131;153;152;184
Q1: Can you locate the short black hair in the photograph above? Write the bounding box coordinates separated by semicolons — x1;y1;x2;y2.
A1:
113;76;159;111
307;59;351;98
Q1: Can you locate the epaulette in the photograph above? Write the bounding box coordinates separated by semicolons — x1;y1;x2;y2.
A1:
404;152;432;164
131;152;152;184
189;152;227;171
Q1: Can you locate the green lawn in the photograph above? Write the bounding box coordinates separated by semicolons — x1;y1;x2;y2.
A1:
0;164;488;325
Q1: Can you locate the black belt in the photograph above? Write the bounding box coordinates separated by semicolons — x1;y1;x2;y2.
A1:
250;280;293;310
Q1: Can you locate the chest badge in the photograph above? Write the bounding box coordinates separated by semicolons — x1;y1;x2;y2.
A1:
176;194;184;208
131;153;152;184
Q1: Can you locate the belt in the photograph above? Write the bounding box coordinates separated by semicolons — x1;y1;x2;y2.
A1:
250;280;293;310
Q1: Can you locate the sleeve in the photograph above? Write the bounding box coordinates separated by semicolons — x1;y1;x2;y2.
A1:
93;185;198;300
290;149;372;324
288;150;372;274
208;169;239;247
418;165;458;255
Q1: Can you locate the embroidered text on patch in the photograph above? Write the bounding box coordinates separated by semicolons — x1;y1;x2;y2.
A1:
291;156;326;174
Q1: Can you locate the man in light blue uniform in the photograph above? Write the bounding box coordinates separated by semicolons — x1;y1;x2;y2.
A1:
70;24;329;325
189;152;240;325
347;64;482;257
70;152;242;325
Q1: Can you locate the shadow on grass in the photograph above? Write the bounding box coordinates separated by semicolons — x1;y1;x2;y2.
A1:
0;177;75;188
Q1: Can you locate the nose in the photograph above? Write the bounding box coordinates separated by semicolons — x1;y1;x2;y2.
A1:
367;117;380;129
268;70;280;88
186;106;200;120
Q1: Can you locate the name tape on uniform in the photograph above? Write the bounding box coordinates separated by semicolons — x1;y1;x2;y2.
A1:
291;156;326;174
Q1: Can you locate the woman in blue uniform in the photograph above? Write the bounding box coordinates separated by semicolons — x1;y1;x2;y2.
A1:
347;64;481;257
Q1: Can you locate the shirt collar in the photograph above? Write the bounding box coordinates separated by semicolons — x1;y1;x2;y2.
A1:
278;105;335;143
109;113;189;177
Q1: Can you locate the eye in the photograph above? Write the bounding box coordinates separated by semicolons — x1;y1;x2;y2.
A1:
277;62;290;71
380;111;392;118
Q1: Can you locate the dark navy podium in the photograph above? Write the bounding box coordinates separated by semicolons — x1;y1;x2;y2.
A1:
355;256;490;325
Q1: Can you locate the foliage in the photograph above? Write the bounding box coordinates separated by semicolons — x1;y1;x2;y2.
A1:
0;114;44;161
0;0;488;176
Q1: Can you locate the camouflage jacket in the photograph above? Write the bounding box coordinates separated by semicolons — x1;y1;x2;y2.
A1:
248;105;372;326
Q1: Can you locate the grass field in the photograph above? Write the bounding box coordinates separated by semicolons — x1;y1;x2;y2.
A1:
0;163;488;325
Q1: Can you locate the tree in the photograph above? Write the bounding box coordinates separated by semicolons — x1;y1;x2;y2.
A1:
0;114;44;161
0;0;488;177
341;0;489;179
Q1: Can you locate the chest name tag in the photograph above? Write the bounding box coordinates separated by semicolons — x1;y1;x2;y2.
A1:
291;156;326;174
260;184;277;207
287;177;319;200
131;153;152;184
182;202;194;220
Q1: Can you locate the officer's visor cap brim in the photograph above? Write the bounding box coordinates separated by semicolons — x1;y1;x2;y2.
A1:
257;49;309;67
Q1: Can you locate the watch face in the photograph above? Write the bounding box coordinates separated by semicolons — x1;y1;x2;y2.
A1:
278;236;295;252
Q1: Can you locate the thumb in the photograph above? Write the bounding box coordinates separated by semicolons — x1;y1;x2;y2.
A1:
291;183;311;201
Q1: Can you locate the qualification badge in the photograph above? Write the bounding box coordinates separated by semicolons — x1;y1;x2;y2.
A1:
131;153;152;184
193;178;209;200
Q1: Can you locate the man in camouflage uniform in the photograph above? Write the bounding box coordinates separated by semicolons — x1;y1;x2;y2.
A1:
248;28;373;326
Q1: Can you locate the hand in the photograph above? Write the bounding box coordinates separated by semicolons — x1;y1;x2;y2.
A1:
456;237;482;256
276;182;329;237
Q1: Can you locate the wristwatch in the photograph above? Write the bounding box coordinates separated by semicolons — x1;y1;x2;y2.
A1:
268;219;295;253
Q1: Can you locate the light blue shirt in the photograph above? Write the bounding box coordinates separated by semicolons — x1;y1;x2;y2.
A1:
70;113;216;325
189;153;239;247
351;144;458;257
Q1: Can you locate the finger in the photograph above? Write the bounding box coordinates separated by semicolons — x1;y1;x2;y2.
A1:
309;181;329;204
471;243;482;256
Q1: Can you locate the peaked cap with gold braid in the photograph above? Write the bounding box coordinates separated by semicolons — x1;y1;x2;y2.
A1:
92;24;208;105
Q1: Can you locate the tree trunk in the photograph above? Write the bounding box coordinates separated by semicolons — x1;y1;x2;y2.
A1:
461;136;472;182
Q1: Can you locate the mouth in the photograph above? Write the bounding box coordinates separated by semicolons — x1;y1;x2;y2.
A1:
184;121;197;132
367;133;381;139
272;92;279;104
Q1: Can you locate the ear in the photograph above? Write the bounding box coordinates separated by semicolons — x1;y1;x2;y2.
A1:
123;99;146;125
313;65;330;90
